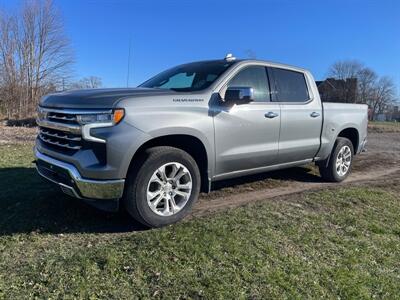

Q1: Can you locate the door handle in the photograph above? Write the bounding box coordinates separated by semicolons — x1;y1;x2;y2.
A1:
310;112;320;118
265;112;279;119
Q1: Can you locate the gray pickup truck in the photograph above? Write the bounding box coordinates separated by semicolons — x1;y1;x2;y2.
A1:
35;55;368;227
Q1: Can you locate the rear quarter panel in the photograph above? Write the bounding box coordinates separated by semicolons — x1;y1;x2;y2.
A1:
317;103;368;160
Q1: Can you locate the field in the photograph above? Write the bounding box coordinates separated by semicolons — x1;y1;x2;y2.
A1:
0;123;399;299
368;121;400;133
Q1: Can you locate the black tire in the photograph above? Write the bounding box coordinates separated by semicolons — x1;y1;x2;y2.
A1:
318;137;354;182
123;146;201;228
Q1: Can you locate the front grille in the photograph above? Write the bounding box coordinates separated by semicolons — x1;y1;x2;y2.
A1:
39;127;82;150
37;107;108;164
37;109;82;151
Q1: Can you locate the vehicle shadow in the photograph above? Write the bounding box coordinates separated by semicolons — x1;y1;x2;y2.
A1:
0;167;147;236
0;165;320;235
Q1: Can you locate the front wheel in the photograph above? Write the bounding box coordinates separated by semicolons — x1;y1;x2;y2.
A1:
318;137;354;182
123;146;201;228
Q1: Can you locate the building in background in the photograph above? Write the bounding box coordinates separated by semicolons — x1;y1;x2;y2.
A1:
316;78;358;103
369;105;399;121
377;104;400;121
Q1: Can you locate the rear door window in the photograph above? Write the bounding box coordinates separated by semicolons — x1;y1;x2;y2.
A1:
269;68;309;102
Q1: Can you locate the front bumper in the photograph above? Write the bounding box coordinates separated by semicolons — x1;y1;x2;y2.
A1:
34;148;125;200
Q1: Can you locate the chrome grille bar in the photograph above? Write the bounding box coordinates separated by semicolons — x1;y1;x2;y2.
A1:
47;113;77;122
39;107;112;115
37;107;111;148
36;119;81;134
39;134;82;150
37;108;83;150
40;128;82;141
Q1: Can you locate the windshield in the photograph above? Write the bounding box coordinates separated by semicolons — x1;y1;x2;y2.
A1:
139;60;236;92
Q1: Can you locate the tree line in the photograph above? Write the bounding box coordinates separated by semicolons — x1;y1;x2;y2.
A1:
1;1;398;121
0;0;101;120
320;60;398;120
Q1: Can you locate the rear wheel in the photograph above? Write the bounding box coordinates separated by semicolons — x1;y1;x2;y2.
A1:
318;137;354;182
124;146;200;228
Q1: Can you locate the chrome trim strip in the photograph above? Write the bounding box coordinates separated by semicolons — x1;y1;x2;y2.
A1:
37;119;81;134
47;114;77;121
40;129;81;141
39;134;82;150
35;148;125;199
39;107;112;115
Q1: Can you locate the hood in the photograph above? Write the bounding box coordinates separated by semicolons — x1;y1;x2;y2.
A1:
40;88;177;109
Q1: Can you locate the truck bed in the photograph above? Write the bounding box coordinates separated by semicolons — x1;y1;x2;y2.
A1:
317;102;368;160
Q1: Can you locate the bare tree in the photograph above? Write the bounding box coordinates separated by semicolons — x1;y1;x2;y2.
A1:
327;60;364;103
328;60;363;80
326;60;397;119
357;67;377;104
369;76;396;120
0;10;19;117
0;0;73;119
70;76;102;90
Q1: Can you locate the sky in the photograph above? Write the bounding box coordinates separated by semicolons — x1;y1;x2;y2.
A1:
1;0;399;89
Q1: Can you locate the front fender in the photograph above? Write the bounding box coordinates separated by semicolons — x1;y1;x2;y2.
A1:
121;106;215;179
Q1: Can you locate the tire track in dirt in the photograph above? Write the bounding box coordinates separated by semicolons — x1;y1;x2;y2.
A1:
191;131;400;217
192;167;400;217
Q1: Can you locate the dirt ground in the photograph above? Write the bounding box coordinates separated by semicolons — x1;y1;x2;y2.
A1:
1;124;399;217
194;131;400;216
0;123;37;145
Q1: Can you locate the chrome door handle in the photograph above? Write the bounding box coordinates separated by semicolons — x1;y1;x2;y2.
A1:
265;112;279;119
310;112;320;118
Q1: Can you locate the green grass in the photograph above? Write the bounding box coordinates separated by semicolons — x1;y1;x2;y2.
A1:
369;121;400;126
368;121;400;133
1;145;400;299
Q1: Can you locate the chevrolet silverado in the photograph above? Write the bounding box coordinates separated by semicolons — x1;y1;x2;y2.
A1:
35;55;368;227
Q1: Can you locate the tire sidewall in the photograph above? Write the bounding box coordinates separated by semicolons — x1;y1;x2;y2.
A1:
133;149;200;227
330;138;354;182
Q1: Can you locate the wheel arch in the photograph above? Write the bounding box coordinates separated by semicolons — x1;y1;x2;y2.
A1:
318;126;360;168
337;127;359;154
127;134;211;193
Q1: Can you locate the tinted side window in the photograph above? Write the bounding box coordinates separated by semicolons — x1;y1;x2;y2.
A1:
270;68;309;102
228;66;270;102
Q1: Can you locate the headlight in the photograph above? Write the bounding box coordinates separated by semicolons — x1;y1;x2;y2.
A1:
77;109;125;126
78;109;125;143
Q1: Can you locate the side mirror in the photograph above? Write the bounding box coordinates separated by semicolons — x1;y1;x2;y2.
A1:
224;86;254;104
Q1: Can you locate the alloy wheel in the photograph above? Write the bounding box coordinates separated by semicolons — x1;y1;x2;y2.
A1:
336;145;352;176
146;162;193;216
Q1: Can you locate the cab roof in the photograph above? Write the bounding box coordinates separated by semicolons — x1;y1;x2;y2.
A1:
180;58;308;74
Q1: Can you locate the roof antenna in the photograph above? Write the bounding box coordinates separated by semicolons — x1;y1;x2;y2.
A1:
225;53;236;62
126;37;132;87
